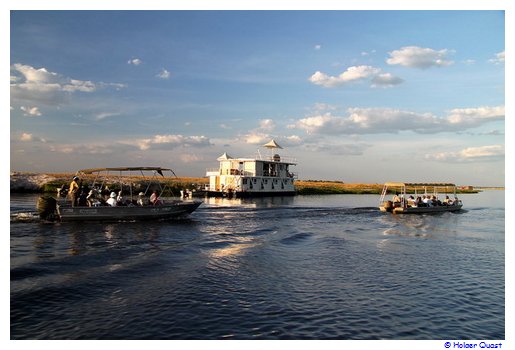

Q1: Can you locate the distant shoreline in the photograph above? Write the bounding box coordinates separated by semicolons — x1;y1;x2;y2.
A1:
10;172;493;195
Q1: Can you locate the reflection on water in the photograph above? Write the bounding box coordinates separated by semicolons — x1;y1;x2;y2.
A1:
381;211;462;238
10;192;504;339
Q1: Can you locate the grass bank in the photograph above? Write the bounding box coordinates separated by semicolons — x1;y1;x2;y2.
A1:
11;173;481;195
295;180;480;195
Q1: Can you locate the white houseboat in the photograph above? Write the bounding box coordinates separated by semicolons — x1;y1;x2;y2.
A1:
205;140;297;197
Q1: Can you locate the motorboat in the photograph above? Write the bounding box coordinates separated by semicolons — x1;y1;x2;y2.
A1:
37;167;202;221
379;182;463;214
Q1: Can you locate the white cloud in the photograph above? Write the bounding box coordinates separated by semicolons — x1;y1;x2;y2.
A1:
245;132;270;145
309;65;402;88
133;134;211;151
447;106;505;126
95;112;121;120
314;44;322;50
20;106;42;117
386;46;454;68
259;119;276;132
10;63;126;105
371;73;404;88
156;69;171;79
127;58;143;65
425;145;504;162
293;105;504;135
20;133;33;141
488;51;505;65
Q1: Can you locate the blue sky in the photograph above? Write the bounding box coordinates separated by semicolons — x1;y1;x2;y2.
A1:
9;10;505;185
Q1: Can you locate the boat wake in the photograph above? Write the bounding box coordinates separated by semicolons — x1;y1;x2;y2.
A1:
10;211;41;223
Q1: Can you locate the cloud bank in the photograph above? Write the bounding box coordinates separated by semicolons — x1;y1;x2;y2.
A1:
293;106;504;135
10;63;126;106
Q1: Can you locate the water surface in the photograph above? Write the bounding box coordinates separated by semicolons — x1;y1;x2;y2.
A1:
10;192;505;339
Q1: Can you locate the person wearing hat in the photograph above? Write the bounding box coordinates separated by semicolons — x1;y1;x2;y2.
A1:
106;192;117;207
68;176;80;207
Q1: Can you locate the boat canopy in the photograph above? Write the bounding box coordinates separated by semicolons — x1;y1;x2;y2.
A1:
77;167;174;175
263;139;283;149
384;182;457;187
217;153;233;161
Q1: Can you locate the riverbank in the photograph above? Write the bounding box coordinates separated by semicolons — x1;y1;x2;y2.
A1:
10;172;484;195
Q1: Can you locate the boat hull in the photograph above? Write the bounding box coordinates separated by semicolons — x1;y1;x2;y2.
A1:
204;190;296;198
57;201;202;221
379;204;463;214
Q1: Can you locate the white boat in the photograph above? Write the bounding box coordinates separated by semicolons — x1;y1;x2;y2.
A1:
205;140;297;198
379;182;463;214
37;167;202;221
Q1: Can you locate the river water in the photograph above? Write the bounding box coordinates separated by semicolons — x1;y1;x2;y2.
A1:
10;192;505;340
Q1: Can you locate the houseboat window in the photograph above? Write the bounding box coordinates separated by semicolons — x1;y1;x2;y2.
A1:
243;179;248;184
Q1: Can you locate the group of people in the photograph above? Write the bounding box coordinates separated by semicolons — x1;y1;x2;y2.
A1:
393;193;459;208
67;176;162;207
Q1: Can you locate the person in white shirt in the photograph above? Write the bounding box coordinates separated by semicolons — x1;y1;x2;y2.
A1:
106;192;117;207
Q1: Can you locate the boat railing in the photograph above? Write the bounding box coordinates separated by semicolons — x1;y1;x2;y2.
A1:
253;154;297;164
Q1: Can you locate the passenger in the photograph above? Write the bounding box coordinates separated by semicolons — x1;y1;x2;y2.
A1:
87;189;100;207
137;192;146;206
407;195;416;207
116;191;124;205
444;195;453;206
68;176;80;207
415;196;424;207
432;195;442;206
106;192;117;207
392;193;402;207
77;190;88;206
150;190;162;206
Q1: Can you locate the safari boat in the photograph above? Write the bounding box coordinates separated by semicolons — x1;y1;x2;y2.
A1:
37;167;202;222
379;182;463;214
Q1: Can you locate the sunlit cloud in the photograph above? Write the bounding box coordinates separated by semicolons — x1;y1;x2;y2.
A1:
94;112;121;120
10;63;126;106
386;46;454;68
20;133;33;141
133;134;212;151
293;105;504;135
309;65;402;88
425;145;504;162
488;51;505;65
20;106;42;117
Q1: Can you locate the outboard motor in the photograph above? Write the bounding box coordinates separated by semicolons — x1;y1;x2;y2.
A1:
36;196;58;221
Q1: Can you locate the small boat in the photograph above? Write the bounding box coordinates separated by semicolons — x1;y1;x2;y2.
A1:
37;167;202;222
379;182;463;214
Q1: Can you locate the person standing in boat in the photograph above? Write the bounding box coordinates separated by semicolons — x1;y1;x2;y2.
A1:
68;176;80;207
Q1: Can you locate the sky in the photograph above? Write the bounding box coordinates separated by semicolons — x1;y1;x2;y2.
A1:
9;8;506;186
